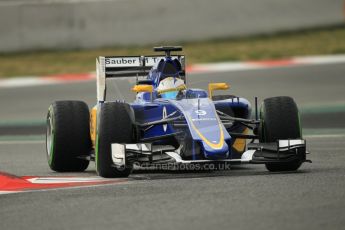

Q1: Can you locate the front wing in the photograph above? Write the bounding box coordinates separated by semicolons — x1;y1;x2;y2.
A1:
110;139;310;167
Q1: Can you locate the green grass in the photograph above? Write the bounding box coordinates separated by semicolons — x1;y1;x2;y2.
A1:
1;26;345;77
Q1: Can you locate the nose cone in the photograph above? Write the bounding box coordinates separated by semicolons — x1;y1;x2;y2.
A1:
202;141;229;160
169;98;231;159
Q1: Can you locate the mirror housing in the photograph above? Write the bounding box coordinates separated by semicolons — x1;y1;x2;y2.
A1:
132;84;154;93
208;83;230;98
132;84;154;101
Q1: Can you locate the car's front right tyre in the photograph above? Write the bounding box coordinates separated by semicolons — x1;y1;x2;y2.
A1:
259;96;304;172
46;101;91;172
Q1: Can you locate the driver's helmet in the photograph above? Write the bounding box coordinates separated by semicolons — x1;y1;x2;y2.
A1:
157;77;186;99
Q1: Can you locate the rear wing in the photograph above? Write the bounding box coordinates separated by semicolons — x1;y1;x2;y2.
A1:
96;55;185;102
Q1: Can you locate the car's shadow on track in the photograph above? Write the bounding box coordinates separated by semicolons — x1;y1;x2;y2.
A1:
42;165;310;181
129;165;309;180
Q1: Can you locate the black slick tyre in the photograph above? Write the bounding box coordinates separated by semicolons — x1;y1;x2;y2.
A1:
259;96;303;172
96;102;135;178
46;101;91;172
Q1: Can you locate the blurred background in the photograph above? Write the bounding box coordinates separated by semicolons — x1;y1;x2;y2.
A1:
0;0;345;77
0;0;343;52
0;0;344;126
0;0;344;130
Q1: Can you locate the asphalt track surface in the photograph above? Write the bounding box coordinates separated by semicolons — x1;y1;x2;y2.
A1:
1;63;345;230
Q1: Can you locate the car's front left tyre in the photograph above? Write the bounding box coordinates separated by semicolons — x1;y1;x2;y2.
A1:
96;102;136;178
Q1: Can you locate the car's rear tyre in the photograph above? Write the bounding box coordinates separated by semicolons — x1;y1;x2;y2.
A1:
259;96;303;172
96;102;135;178
46;101;91;172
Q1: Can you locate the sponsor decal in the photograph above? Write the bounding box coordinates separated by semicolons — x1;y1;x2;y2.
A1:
144;56;181;66
104;56;182;68
144;57;163;66
105;58;139;67
191;118;216;122
195;110;207;116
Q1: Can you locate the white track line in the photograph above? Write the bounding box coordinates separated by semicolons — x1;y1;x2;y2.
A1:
0;140;45;145
304;134;345;138
0;180;131;196
188;54;345;74
0;175;129;196
0;0;121;6
0;191;18;195
27;177;120;184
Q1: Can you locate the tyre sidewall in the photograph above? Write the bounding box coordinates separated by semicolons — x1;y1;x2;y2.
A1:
96;102;135;178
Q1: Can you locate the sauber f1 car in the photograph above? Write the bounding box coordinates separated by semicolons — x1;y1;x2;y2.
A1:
46;46;310;178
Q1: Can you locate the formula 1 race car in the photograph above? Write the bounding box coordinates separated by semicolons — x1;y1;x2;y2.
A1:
46;46;310;178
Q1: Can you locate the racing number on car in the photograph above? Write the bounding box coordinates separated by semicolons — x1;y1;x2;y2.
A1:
195;110;207;116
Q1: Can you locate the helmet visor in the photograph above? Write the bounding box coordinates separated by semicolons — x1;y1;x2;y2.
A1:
160;91;178;99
